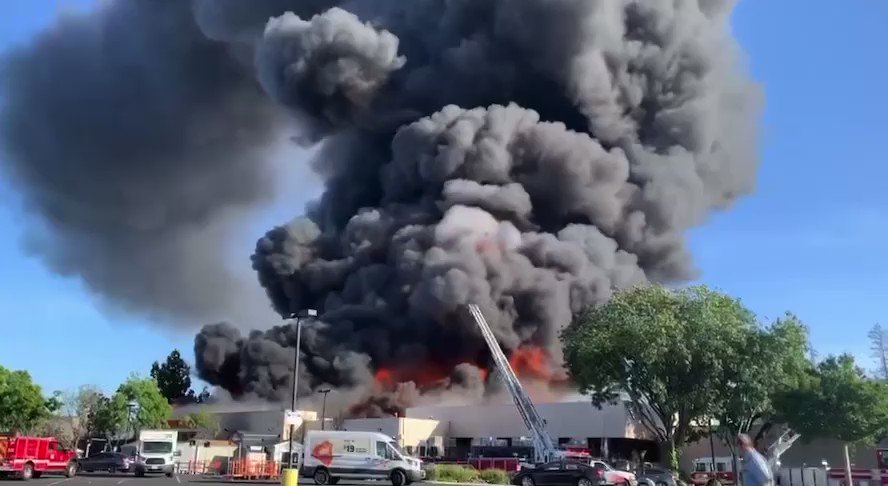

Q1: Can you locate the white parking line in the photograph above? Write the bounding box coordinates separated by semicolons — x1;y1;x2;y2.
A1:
116;479;129;484
175;476;181;484
47;479;70;486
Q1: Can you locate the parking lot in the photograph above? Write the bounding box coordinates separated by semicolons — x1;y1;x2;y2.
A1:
2;475;433;486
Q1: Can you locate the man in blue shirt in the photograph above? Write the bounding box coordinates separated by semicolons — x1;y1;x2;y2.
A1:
738;434;774;486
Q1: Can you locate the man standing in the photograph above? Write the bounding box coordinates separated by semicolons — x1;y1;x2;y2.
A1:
738;434;774;486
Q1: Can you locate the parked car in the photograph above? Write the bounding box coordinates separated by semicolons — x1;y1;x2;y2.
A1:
587;460;638;486
76;452;133;473
637;465;678;486
511;460;608;486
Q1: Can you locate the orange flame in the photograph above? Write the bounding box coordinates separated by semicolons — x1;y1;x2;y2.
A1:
509;346;556;381
374;368;394;386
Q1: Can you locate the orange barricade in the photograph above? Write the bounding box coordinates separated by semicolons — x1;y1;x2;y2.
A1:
224;459;282;480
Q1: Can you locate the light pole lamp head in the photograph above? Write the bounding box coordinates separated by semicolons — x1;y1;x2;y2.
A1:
319;388;332;395
286;309;318;319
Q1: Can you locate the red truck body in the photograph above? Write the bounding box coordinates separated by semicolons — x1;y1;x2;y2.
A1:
0;435;78;479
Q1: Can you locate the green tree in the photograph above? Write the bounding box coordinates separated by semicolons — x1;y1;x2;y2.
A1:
711;313;811;475
59;385;105;449
183;410;220;439
774;354;888;485
89;393;128;446
562;285;757;469
116;375;173;431
151;350;192;403
0;365;60;433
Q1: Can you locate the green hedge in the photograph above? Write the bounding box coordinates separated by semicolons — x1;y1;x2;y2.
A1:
427;464;510;484
479;468;510;484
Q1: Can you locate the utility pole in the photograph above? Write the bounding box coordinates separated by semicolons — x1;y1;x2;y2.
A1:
318;389;332;430
286;309;317;472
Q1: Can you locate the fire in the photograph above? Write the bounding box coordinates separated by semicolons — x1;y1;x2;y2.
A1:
509;345;558;381
478;367;489;382
372;363;454;390
374;368;394;386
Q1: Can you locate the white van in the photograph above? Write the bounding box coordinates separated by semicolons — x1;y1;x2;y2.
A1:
302;430;424;486
133;430;178;477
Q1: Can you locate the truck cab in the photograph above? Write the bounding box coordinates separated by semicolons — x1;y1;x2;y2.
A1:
0;435;78;480
133;430;178;477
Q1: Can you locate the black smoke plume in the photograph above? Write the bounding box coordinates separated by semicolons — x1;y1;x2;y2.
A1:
197;0;762;414
1;0;761;415
0;0;286;324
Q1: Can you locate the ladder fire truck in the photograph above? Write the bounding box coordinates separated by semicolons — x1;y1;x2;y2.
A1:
467;304;564;465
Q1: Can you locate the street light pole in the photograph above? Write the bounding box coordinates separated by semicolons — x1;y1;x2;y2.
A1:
319;389;332;430
286;309;316;472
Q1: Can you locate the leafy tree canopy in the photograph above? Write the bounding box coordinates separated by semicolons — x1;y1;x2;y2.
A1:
713;312;810;444
151;350;192;403
562;284;758;468
0;365;59;433
184;410;220;439
774;354;888;444
116;375;172;431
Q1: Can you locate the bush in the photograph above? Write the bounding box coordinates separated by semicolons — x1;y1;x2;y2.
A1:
479;469;510;484
431;464;482;482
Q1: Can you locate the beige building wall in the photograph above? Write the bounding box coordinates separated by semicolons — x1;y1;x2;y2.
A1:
407;399;636;442
334;417;445;451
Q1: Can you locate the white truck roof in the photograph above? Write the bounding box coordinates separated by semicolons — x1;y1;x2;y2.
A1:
306;430;396;442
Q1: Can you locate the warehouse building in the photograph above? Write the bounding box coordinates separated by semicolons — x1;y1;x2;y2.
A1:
174;395;659;463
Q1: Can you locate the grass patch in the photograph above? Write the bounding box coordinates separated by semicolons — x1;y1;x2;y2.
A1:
429;464;481;482
479;469;510;484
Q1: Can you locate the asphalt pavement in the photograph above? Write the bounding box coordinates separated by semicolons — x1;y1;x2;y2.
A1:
1;474;433;486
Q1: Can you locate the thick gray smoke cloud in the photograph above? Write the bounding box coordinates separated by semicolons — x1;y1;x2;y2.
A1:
0;0;286;324
193;0;762;414
1;0;761;415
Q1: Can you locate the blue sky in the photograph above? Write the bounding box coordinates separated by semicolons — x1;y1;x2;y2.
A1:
0;0;886;395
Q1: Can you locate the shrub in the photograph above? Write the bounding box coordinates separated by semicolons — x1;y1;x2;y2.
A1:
479;469;510;484
432;464;482;482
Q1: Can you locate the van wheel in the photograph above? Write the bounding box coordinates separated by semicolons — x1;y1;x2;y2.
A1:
21;462;34;480
314;468;331;485
66;462;78;478
391;469;407;486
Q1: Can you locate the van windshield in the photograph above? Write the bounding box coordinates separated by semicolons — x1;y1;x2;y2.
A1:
142;442;173;454
387;442;404;460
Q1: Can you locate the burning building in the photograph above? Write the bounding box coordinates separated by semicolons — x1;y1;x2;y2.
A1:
0;0;761;416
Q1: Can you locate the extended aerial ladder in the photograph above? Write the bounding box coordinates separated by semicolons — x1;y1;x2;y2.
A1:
765;428;801;470
468;304;562;464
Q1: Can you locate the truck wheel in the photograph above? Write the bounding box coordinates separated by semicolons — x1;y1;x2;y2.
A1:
21;462;34;480
66;462;78;478
578;478;593;486
314;468;331;485
391;469;406;486
521;476;535;486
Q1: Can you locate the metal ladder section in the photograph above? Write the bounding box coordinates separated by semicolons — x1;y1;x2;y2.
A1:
467;304;560;464
766;428;801;470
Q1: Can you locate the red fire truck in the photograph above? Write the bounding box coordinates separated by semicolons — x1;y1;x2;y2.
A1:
0;435;78;480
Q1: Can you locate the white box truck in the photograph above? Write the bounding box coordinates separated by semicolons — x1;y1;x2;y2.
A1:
302;430;424;486
133;430;178;477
